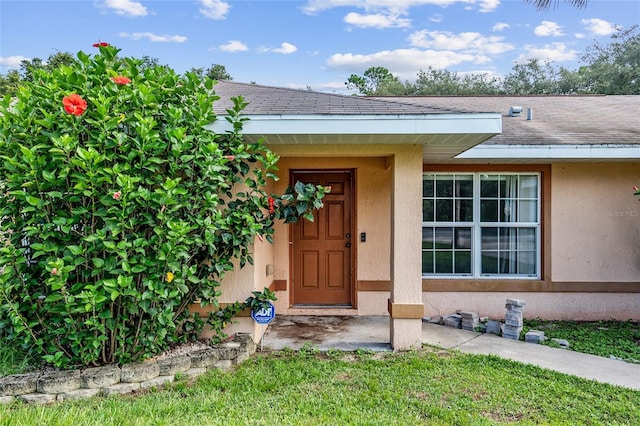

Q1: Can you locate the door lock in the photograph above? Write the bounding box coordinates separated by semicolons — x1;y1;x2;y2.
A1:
345;242;351;248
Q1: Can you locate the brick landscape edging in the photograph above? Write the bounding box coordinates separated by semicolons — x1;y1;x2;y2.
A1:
0;333;257;405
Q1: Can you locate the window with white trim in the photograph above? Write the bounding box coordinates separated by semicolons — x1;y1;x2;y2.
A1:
422;173;540;279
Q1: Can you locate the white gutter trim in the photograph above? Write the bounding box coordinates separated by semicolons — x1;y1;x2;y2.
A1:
207;113;502;136
456;144;640;159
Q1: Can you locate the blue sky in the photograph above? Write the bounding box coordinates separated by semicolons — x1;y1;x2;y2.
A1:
1;0;638;93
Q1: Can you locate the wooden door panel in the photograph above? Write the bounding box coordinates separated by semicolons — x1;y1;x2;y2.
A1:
326;251;345;289
292;170;352;306
326;202;344;239
301;251;319;289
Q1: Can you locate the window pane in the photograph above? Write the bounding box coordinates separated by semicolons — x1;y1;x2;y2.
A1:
517;228;536;250
456;175;473;197
422;251;434;274
482;251;498;274
454;228;472;249
498;228;516;250
455;252;471;274
423;175;434;197
518;251;536;275
498;251;517;274
500;175;519;198
423;199;434;222
481;227;498;250
457;200;473;222
422;227;434;249
435;199;453;222
480;175;498;197
518;200;538;222
519;175;538;198
435;251;453;273
434;227;453;249
500;199;517;223
436;176;453;197
480;200;498;222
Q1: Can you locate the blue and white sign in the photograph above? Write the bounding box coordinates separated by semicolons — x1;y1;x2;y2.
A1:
251;302;275;324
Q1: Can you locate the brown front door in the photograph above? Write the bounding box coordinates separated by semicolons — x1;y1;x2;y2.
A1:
292;170;353;306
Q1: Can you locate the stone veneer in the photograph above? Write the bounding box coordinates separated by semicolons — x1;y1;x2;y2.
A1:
0;334;257;405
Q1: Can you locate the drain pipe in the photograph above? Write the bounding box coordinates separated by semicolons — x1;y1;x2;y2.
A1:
527;108;533;121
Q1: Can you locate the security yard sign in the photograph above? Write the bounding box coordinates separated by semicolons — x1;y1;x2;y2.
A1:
252;302;275;351
251;302;276;324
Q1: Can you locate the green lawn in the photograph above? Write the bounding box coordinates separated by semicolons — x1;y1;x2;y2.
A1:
522;319;640;363
1;349;639;425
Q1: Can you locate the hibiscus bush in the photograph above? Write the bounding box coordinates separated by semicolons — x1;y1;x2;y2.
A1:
0;44;327;367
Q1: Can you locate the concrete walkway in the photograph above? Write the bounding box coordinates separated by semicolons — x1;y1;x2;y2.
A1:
262;315;640;391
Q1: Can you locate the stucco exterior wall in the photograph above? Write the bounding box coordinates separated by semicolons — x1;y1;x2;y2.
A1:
421;292;639;321
551;162;640;282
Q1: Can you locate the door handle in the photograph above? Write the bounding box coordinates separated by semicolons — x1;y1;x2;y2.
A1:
346;242;351;248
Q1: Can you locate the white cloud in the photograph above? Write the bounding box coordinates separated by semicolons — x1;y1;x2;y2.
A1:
261;42;297;55
299;0;502;40
0;55;28;68
478;0;500;13
581;18;617;36
492;22;510;32
514;42;578;64
219;40;248;52
534;21;564;37
302;0;490;14
119;32;187;43
575;32;585;39
344;12;411;28
409;30;514;55
327;48;485;80
102;0;147;17
200;0;231;20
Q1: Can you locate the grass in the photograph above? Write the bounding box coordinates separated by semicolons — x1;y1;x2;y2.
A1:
523;319;640;363
1;349;639;425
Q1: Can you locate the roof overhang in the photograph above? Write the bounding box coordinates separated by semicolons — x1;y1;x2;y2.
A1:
207;113;501;160
454;144;640;163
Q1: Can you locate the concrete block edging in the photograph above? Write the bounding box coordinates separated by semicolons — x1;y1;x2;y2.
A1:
0;333;257;405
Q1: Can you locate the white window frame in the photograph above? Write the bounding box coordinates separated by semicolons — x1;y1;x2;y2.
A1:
422;172;541;280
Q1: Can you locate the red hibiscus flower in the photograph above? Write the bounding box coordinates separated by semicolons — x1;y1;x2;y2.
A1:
93;42;109;47
268;197;275;214
110;76;131;85
62;94;87;116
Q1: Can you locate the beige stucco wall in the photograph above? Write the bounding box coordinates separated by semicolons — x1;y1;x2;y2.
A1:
551;162;640;282
421;292;639;321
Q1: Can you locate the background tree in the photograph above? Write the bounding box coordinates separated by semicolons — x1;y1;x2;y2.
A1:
578;25;639;95
190;64;233;81
501;58;561;94
0;69;21;96
413;67;502;95
346;66;406;95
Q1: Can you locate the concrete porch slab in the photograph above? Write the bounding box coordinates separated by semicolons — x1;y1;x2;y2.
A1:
262;315;391;352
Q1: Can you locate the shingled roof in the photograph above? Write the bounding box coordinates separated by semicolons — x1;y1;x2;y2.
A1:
212;81;460;115
376;95;640;146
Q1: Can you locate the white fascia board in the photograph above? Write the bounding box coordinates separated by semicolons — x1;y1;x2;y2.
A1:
456;144;640;159
207;113;501;137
